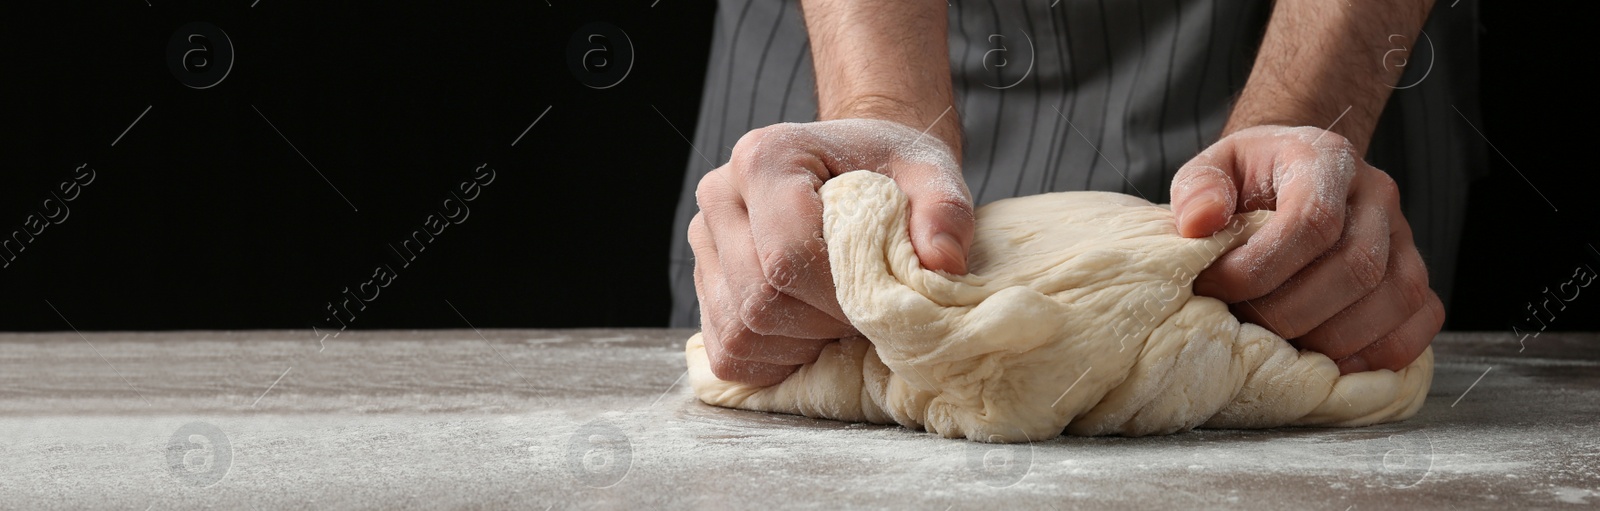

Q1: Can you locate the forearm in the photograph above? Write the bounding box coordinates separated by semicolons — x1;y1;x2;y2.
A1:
800;0;961;156
1222;0;1434;153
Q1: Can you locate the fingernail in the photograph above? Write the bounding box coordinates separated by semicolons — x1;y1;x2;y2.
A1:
1195;190;1229;217
1339;355;1369;374
931;232;965;273
1179;205;1209;230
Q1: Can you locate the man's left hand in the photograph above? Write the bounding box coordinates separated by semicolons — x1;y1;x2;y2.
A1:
1169;125;1443;374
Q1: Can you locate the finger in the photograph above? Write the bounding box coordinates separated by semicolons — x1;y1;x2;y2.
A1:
1232;171;1396;338
689;210;734;349
699;169;795;332
695;168;764;302
1170;150;1240;238
701;335;799;386
691;214;815;384
725;126;852;322
718;329;832;366
702;310;820;382
892;159;976;275
1197;132;1357;302
1291;216;1429;361
694;175;838;354
688;211;713;323
711;149;853;335
1336;290;1444;374
736;281;858;339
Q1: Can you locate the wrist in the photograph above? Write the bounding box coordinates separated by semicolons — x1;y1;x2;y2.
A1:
827;94;963;161
1222;92;1379;155
1220;0;1436;155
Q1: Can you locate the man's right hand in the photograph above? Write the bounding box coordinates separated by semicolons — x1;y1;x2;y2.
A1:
689;119;974;386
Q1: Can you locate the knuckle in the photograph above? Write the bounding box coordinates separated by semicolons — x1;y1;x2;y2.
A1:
706;349;745;381
693;170;729;210
739;312;780;337
1343;242;1388;292
927;194;977;222
1303;127;1355;153
1329;134;1357;154
736;284;786;334
1374;171;1400;199
758;239;824;293
687;213;711;247
1279;125;1321;140
1425;293;1447;331
1372;171;1403;209
758;244;801;291
730;124;796;167
715;325;762;361
1304;201;1346;249
1396;265;1434;313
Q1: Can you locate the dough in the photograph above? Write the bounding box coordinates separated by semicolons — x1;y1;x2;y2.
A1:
685;171;1432;443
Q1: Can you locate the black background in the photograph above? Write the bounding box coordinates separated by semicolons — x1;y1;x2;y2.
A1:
1;1;716;331
1454;0;1598;334
1;1;1593;336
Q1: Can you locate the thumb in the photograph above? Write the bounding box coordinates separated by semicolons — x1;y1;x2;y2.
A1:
1170;153;1240;238
894;166;976;275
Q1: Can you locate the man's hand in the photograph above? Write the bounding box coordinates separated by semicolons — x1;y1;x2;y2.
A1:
1171;126;1443;374
692;0;960;386
690;119;973;386
1177;0;1439;373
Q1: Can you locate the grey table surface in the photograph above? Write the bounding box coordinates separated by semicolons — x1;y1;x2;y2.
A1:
0;329;1595;510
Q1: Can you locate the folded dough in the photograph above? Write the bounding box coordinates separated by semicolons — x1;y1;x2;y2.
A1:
685;171;1431;443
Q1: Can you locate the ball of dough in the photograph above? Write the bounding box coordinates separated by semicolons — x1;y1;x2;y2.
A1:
686;171;1431;442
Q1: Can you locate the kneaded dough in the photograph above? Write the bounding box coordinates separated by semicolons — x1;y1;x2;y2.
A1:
685;171;1432;442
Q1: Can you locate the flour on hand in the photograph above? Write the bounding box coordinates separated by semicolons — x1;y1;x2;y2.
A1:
685;171;1431;442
